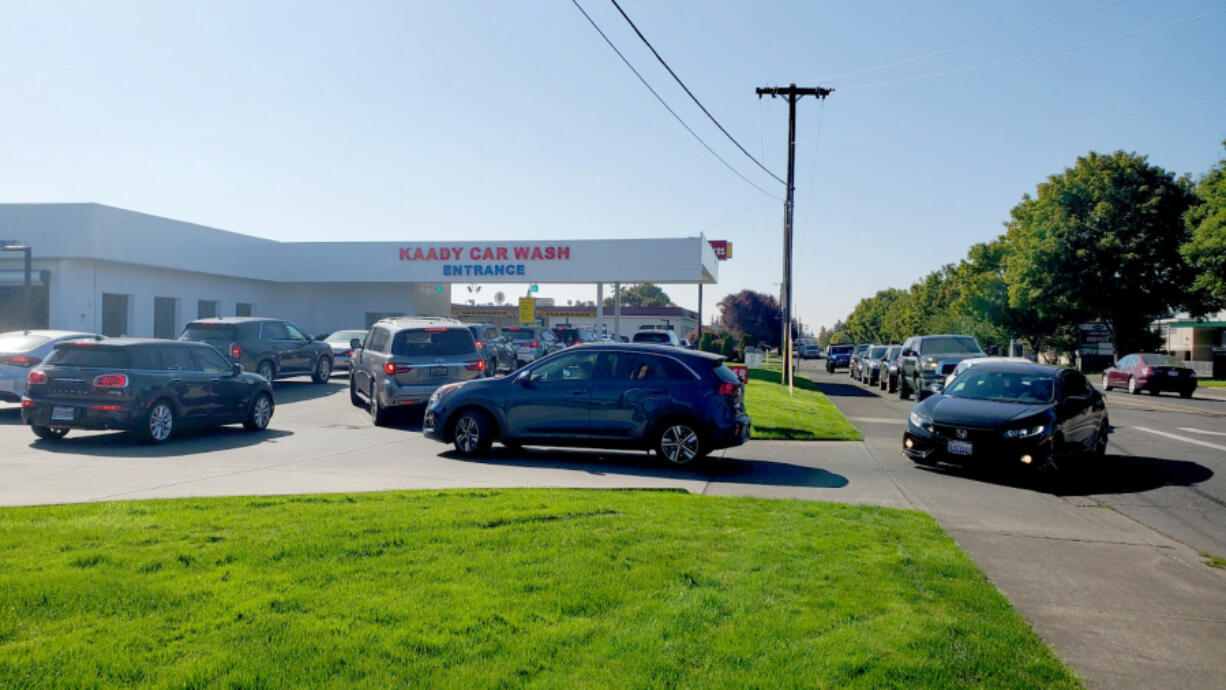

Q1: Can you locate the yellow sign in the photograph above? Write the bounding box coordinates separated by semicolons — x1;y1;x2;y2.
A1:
518;297;535;323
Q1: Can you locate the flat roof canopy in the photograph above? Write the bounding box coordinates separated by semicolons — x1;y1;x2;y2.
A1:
0;204;719;285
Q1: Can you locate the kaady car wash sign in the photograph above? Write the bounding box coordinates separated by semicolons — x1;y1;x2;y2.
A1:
398;244;571;278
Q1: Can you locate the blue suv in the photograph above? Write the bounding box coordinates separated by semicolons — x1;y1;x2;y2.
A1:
423;344;751;465
825;344;855;373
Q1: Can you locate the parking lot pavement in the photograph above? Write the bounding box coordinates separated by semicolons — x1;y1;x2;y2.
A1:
799;360;1226;690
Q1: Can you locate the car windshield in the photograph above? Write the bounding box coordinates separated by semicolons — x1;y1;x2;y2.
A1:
553;328;580;342
633;332;671;343
391;328;475;356
945;368;1055;404
886;347;900;358
829;345;853;354
502;328;538;341
1142;354;1181;367
868;346;887;358
47;345;131;368
921;336;983;355
324;330;366;344
0;333;53;352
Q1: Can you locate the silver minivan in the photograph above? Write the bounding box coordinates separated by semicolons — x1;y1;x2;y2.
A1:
348;317;485;425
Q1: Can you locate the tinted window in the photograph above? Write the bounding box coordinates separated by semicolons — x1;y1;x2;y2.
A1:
868;346;887;358
828;345;853;355
131;346;161;370
390;328;475;356
502;328;538;341
236;322;262;339
553;328;579;342
530;351;598;383
1061;371;1091;398
47;346;130;368
946;369;1055;404
161;346;199;371
285;323;308;340
325;330;367;345
367;328;390;352
181;323;237;349
919;336;983;355
601;352;692;381
193;346;232;372
0;333;52;351
264;321;290;339
1142;354;1181;367
633;332;671;344
713;363;740;384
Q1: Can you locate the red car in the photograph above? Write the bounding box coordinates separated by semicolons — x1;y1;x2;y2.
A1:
1101;353;1197;398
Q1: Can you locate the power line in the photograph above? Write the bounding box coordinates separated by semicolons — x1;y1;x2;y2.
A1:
818;0;1125;83
569;0;782;200
842;7;1226;91
608;0;785;185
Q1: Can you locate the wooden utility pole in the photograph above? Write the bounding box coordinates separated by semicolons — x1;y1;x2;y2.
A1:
756;84;832;394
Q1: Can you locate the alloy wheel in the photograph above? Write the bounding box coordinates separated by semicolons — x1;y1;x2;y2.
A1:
455;415;481;453
660;424;700;465
317;358;331;379
252;395;272;429
258;362;274;381
149;403;174;442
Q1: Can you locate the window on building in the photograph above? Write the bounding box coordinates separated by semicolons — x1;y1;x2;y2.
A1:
153;297;178;339
235;302;253;317
101;293;130;337
197;300;219;319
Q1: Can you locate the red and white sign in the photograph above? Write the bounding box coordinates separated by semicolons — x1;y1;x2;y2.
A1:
709;240;732;261
726;363;748;383
399;245;572;262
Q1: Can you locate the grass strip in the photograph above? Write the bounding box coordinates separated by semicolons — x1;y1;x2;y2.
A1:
0;489;1077;688
744;366;862;440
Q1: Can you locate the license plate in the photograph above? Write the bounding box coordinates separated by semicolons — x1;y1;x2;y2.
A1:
1168;371;1179;377
429;366;447;377
51;406;75;422
947;439;973;456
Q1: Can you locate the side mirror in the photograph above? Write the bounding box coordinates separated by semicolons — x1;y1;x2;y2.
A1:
232;363;243;376
517;371;534;388
350;338;362;350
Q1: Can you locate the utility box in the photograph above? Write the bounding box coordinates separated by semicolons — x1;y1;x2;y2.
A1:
1212;347;1226;380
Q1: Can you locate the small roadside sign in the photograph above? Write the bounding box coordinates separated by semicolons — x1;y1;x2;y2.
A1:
727;363;748;383
518;297;535;323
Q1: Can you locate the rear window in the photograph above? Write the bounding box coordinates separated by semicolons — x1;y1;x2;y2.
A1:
502;328;538;341
920;336;983;355
553;328;579;342
1142;354;1182;367
0;333;52;352
47;345;131;368
633;332;671;344
713;363;740;384
868;346;887;358
391;328;475;356
829;345;853;354
182;322;260;344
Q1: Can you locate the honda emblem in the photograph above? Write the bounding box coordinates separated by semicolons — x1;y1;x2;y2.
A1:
956;429;968;440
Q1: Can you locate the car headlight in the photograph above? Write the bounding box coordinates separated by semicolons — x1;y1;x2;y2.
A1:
909;410;933;432
429;382;464;404
920;359;939;371
1003;424;1047;439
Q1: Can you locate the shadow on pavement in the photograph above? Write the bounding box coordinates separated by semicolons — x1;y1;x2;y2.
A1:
441;446;849;489
27;427;294;458
808;379;885;399
273;379;347;404
0;406;23;426
916;453;1214;496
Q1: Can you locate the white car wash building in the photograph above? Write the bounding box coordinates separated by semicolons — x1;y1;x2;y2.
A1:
0;204;719;338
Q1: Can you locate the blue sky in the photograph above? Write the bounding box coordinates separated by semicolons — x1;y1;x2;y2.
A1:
1;0;1223;333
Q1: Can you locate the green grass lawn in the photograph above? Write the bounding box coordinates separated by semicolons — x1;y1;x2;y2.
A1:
1199;379;1226;388
0;490;1078;688
744;366;862;440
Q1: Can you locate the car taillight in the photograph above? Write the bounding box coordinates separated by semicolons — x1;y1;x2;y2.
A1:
572;341;580;347
94;374;129;388
530;341;539;348
1143;367;1154;376
27;370;47;385
717;382;738;396
230;343;242;358
346;349;354;357
0;354;40;367
465;360;485;371
21;398;34;408
92;404;124;411
474;341;484;348
384;362;412;375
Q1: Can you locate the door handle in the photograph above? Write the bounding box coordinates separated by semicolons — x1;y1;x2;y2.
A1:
570;389;587;395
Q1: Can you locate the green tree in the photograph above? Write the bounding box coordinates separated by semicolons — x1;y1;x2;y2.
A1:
604;283;673;308
699;332;718;353
1183;141;1226;306
720;333;739;360
1003;150;1199;354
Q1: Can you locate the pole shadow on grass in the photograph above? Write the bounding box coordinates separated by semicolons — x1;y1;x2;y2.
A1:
441;447;849;489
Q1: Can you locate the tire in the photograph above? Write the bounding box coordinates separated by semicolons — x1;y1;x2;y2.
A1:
1180;388;1194;399
257;361;275;383
655;419;705;466
1091;420;1109;459
898;378;910;400
311;357;332;384
887;375;897;394
31;425;68;441
243;393;274;431
349;375;362;406
452;408;494;456
370;386;389;427
141;400;176;444
1128;376;1139;395
1101;374;1111;391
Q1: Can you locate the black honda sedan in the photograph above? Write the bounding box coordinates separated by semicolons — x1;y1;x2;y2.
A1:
423;344;751;464
22;339;275;444
902;361;1108;473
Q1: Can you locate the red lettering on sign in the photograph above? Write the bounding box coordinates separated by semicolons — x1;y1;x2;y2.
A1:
558;246;570;260
531;247;544;260
400;248;412;260
425;247;437;261
497;247;507;260
514;247;528;260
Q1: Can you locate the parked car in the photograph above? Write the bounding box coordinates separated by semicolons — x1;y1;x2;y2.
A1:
825;343;854;373
858;345;889;385
501;326;562;367
1102;353;1198;398
349;317;485;425
632;330;681;347
21;339;274;443
945;356;1033;388
903;361;1108;475
847;344;869;378
799;343;823;359
0;330;101;403
322;329;368;374
465;323;515;374
423;344;751;463
878;345;903;393
552;325;599;348
898;334;985;401
179;317;333;384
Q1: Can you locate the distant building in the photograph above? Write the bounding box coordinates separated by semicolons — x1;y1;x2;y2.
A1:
451;304;698;340
1154;312;1226;362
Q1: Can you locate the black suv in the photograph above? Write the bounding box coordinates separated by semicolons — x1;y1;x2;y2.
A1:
464;323;515;375
180;317;333;384
552;325;599;348
22;339;274;444
424;344;751;463
349;317;486;425
897;334;985;401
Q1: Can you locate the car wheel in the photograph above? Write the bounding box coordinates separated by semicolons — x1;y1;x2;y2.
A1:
1128;376;1139;395
898;378;910;400
243;393;274;431
349;375;362;406
142;400;176;444
452;408;493;456
1180;388;1194;399
370;387;389;427
1101;374;1111;391
311;357;332;384
1091;420;1109;458
31;425;68;441
257;361;275;383
656;420;705;466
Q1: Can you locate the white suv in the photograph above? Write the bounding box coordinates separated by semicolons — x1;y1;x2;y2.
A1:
632;330;681;347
